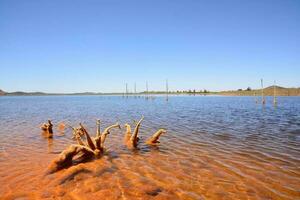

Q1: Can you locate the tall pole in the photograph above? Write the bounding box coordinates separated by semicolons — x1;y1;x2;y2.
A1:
166;79;169;101
146;81;149;99
261;79;265;105
274;80;277;105
134;82;137;98
126;83;128;97
254;91;258;104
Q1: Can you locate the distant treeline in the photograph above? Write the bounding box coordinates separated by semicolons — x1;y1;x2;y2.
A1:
1;86;300;96
220;86;300;96
139;89;213;95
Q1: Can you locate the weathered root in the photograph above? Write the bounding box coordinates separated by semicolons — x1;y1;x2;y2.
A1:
57;122;66;132
75;134;86;146
56;164;92;185
124;123;132;144
125;116;144;148
71;126;85;139
69;125;87;146
46;144;95;174
74;122;120;151
124;126;139;148
100;123;121;149
46;118;166;175
96;119;101;137
131;116;144;145
79;123;96;150
41;120;53;138
146;129;167;145
47;121;121;173
95;136;101;151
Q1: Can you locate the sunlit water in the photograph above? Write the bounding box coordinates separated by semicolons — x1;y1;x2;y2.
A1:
0;95;299;200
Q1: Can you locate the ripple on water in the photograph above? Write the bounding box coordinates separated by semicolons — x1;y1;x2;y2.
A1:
0;96;300;199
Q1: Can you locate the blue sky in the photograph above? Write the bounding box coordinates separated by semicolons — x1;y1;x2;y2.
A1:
0;0;299;93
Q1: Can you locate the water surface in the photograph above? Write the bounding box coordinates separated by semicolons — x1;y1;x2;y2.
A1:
0;95;299;199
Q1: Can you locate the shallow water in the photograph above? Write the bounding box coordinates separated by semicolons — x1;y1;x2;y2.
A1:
0;95;299;200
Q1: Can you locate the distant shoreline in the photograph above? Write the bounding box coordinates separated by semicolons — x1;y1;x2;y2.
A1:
1;86;300;97
1;94;300;97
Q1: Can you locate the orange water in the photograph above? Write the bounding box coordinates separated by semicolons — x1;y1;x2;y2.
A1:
0;96;299;199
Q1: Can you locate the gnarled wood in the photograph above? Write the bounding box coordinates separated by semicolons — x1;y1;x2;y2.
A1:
125;116;144;148
80;123;96;151
41;120;53;138
48;121;121;173
71;126;85;139
47;144;95;174
130;116;144;148
124;123;132;144
146;129;167;145
100;123;121;149
96;119;101;137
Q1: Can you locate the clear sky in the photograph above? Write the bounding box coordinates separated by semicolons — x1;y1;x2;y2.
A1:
0;0;299;93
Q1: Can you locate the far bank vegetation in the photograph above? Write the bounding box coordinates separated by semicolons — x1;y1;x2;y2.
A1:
220;86;300;96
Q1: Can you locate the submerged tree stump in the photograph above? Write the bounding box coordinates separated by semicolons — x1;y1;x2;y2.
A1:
41;120;53;138
124;116;167;148
145;129;167;145
47;121;120;174
46;117;167;174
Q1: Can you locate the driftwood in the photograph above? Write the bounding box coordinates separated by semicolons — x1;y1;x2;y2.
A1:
46;117;166;174
41;120;53;138
124;123;132;144
57;122;66;134
124;116;144;148
70;125;85;139
145;129;167;145
47;121;120;174
124;116;167;148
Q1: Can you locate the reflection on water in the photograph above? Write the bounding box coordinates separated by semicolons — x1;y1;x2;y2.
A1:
0;95;299;199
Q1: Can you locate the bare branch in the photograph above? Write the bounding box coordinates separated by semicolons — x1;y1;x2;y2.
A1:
130;116;144;147
41;120;53;138
96;119;101;138
95;137;102;151
80;123;96;150
124;123;132;144
100;123;121;148
47;120;53;134
102;123;121;135
75;134;86;146
146;129;167;144
46;144;94;174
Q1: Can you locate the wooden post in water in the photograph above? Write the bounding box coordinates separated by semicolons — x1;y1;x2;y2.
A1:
146;81;149;100
273;80;277;105
261;79;265;105
134;82;137;98
166;79;169;101
126;83;128;98
254;91;258;104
